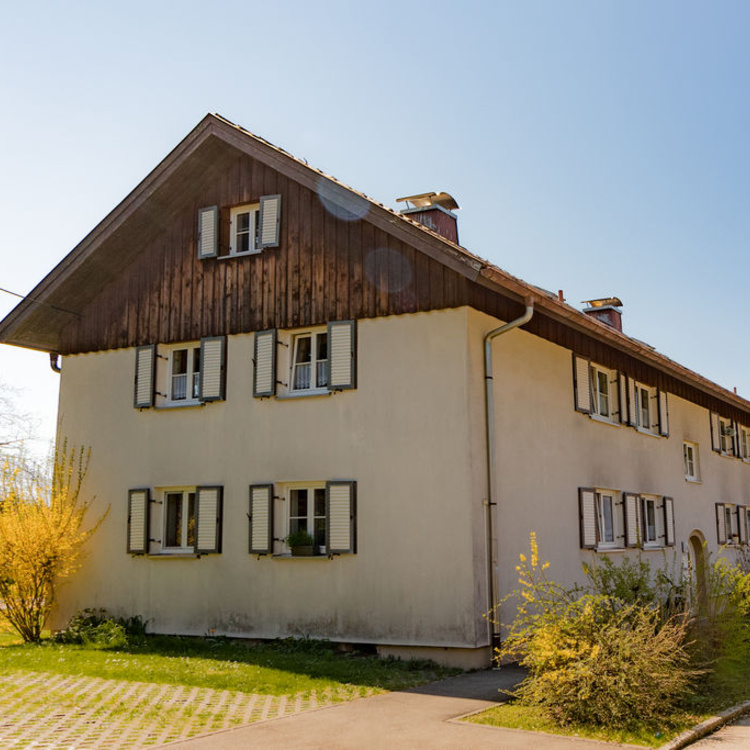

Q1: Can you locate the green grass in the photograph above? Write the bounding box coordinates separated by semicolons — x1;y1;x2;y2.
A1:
465;702;705;748
0;627;458;696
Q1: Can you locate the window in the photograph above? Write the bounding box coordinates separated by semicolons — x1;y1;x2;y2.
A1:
229;204;261;255
589;364;616;420
580;488;674;550
169;346;201;403
253;321;356;398
288;484;327;553
711;413;738;457
164;490;196;551
720;418;735;456
291;331;328;392
740;426;750;461
640;495;663;547
683;442;700;481
127;486;223;556
596;491;619;547
248;480;357;556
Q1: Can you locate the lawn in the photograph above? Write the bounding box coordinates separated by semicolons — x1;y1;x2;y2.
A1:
0;621;458;697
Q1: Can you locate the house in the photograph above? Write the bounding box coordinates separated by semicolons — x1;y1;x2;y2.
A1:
1;114;749;668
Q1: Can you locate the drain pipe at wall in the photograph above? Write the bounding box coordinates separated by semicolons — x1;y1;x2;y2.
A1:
49;353;61;373
484;297;534;655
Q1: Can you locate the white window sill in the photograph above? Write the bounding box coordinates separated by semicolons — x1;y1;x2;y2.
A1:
218;250;261;259
147;552;198;559
685;476;702;484
588;414;620;428
271;553;331;560
635;427;662;439
156;401;205;410
276;390;333;401
595;546;626;553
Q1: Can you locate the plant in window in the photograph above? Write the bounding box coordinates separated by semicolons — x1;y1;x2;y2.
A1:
285;529;316;556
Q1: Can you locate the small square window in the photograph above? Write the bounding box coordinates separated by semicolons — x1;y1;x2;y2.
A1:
230;204;261;255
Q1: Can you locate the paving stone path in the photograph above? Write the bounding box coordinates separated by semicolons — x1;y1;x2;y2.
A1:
0;669;374;749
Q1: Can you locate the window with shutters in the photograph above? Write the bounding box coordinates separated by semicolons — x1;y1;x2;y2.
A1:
683;442;700;482
720;418;736;457
253;321;356;399
632;381;658;435
640;494;663;548
229;203;261;255
248;480;356;557
716;503;740;545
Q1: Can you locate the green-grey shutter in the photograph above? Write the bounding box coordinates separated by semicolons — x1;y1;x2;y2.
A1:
127;488;150;554
572;354;591;414
716;503;727;544
195;486;223;554
249;484;274;555
710;412;721;453
327;320;356;390
253;330;277;397
657;390;670;437
624;492;641;548
134;345;156;408
663;496;675;547
199;336;226;402
258;194;281;248
327;481;356;554
578;488;598;549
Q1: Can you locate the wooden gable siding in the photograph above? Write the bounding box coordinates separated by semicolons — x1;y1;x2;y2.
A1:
57;152;477;354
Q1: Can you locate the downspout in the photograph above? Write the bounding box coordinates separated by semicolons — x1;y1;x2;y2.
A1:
484;297;534;656
49;353;61;373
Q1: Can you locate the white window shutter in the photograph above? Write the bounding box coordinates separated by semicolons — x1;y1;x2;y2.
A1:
127;489;150;554
199;336;226;401
198;206;219;259
573;355;591;414
327;481;356;554
327;320;357;390
195;486;223;554
627;378;638;426
658;390;670;436
710;412;721;453
134;345;156;408
578;488;598;549
249;484;274;555
258;194;281;248
253;330;277;397
617;374;628;424
624;493;641;547
663;496;675;547
737;506;747;545
716;503;727;544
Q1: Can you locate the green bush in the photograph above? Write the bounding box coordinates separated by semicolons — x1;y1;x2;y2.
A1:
53;608;135;648
497;535;696;730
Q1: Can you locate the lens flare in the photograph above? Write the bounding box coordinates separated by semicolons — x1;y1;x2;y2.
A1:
364;247;413;293
317;177;370;222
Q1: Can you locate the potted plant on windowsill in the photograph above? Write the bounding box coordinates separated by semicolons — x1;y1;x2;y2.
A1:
285;530;316;557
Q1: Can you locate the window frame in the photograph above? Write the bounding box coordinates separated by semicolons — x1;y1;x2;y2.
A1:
289;329;329;394
640;494;664;548
589;364;617;422
719;417;736;457
683;441;700;482
166;344;202;405
594;489;622;550
283;481;327;556
229;203;261;256
161;487;197;554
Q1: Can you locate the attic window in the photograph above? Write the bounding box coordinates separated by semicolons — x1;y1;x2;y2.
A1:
230;204;261;255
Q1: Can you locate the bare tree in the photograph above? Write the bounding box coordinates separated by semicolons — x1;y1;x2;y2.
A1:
0;381;38;454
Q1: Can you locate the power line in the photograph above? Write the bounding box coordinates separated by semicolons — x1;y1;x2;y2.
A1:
0;286;80;317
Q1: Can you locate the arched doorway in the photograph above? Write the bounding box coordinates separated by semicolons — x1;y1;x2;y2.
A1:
689;531;707;611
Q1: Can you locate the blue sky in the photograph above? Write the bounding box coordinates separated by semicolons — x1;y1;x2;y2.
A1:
1;1;749;455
